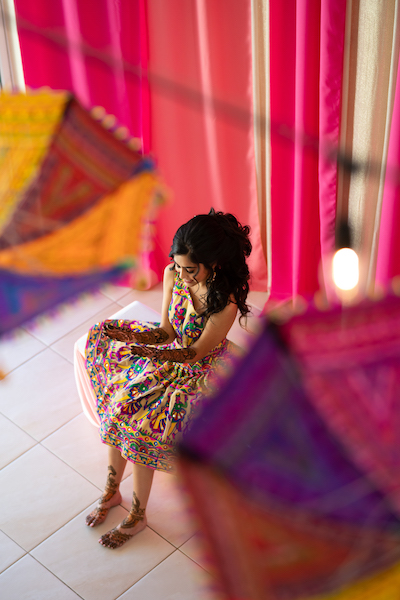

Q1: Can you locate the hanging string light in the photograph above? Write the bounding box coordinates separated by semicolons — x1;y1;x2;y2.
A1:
332;220;359;294
332;248;359;290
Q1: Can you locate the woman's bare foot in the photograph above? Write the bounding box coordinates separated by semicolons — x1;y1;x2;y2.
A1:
99;514;147;548
85;465;122;527
99;492;146;548
86;489;122;527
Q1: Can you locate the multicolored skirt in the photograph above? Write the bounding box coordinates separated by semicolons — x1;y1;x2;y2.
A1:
85;319;235;473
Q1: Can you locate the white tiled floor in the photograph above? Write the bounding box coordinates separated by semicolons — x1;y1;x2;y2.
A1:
0;283;267;600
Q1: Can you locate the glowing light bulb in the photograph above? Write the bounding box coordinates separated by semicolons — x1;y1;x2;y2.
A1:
332;248;359;291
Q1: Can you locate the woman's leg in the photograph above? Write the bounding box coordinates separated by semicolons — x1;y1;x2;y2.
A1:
85;446;127;527
99;463;154;548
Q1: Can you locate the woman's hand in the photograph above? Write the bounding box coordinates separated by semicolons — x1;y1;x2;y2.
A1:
103;324;170;345
103;323;138;343
129;345;197;363
128;345;158;358
129;328;169;344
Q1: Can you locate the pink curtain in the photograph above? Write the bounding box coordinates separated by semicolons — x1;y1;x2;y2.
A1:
145;0;268;289
268;0;347;300
14;0;268;289
376;57;400;286
13;0;399;298
14;0;149;150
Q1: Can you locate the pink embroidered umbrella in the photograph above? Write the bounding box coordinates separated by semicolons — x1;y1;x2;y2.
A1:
179;293;400;599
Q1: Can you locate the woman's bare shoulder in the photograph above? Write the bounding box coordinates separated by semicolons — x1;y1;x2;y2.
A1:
163;263;176;286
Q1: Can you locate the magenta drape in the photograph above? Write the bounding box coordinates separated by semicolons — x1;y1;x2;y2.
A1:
319;1;348;276
14;0;148;148
269;0;346;300
376;57;400;286
145;0;268;289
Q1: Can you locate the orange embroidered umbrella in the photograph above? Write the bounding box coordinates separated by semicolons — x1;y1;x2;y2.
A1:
0;90;166;337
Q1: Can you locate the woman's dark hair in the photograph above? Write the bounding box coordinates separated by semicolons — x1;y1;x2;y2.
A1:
169;208;252;323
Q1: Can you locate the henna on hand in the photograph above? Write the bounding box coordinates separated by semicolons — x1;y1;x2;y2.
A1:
103;323;169;345
129;345;157;358
131;328;169;345
130;346;197;363
156;347;197;363
103;322;137;342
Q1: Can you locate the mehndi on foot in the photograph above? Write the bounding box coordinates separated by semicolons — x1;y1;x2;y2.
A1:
85;466;122;527
99;492;146;549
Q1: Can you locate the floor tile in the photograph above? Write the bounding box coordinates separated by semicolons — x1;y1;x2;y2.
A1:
0;349;81;441
0;414;36;469
23;291;114;346
0;531;25;574
32;503;175;600
117;284;163;313
180;532;214;573
0;329;46;375
120;471;198;548
0;282;268;600
51;301;121;364
42;413;130;489
119;549;215;600
0;554;81;600
101;283;134;302
0;444;99;551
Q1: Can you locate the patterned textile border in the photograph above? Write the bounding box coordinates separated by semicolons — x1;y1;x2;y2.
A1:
180;459;400;600
0;90;69;236
0;95;143;249
0;264;128;337
99;423;177;474
279;294;400;517
0;172;163;275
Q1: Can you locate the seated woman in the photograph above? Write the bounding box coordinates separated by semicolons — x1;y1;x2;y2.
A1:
84;208;252;548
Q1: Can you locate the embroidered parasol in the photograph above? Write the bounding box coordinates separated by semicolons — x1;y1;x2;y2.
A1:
179;293;400;599
0;90;166;337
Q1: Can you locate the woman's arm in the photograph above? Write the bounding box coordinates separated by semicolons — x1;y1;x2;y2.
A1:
129;299;237;364
184;300;237;362
157;264;177;343
104;265;177;345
